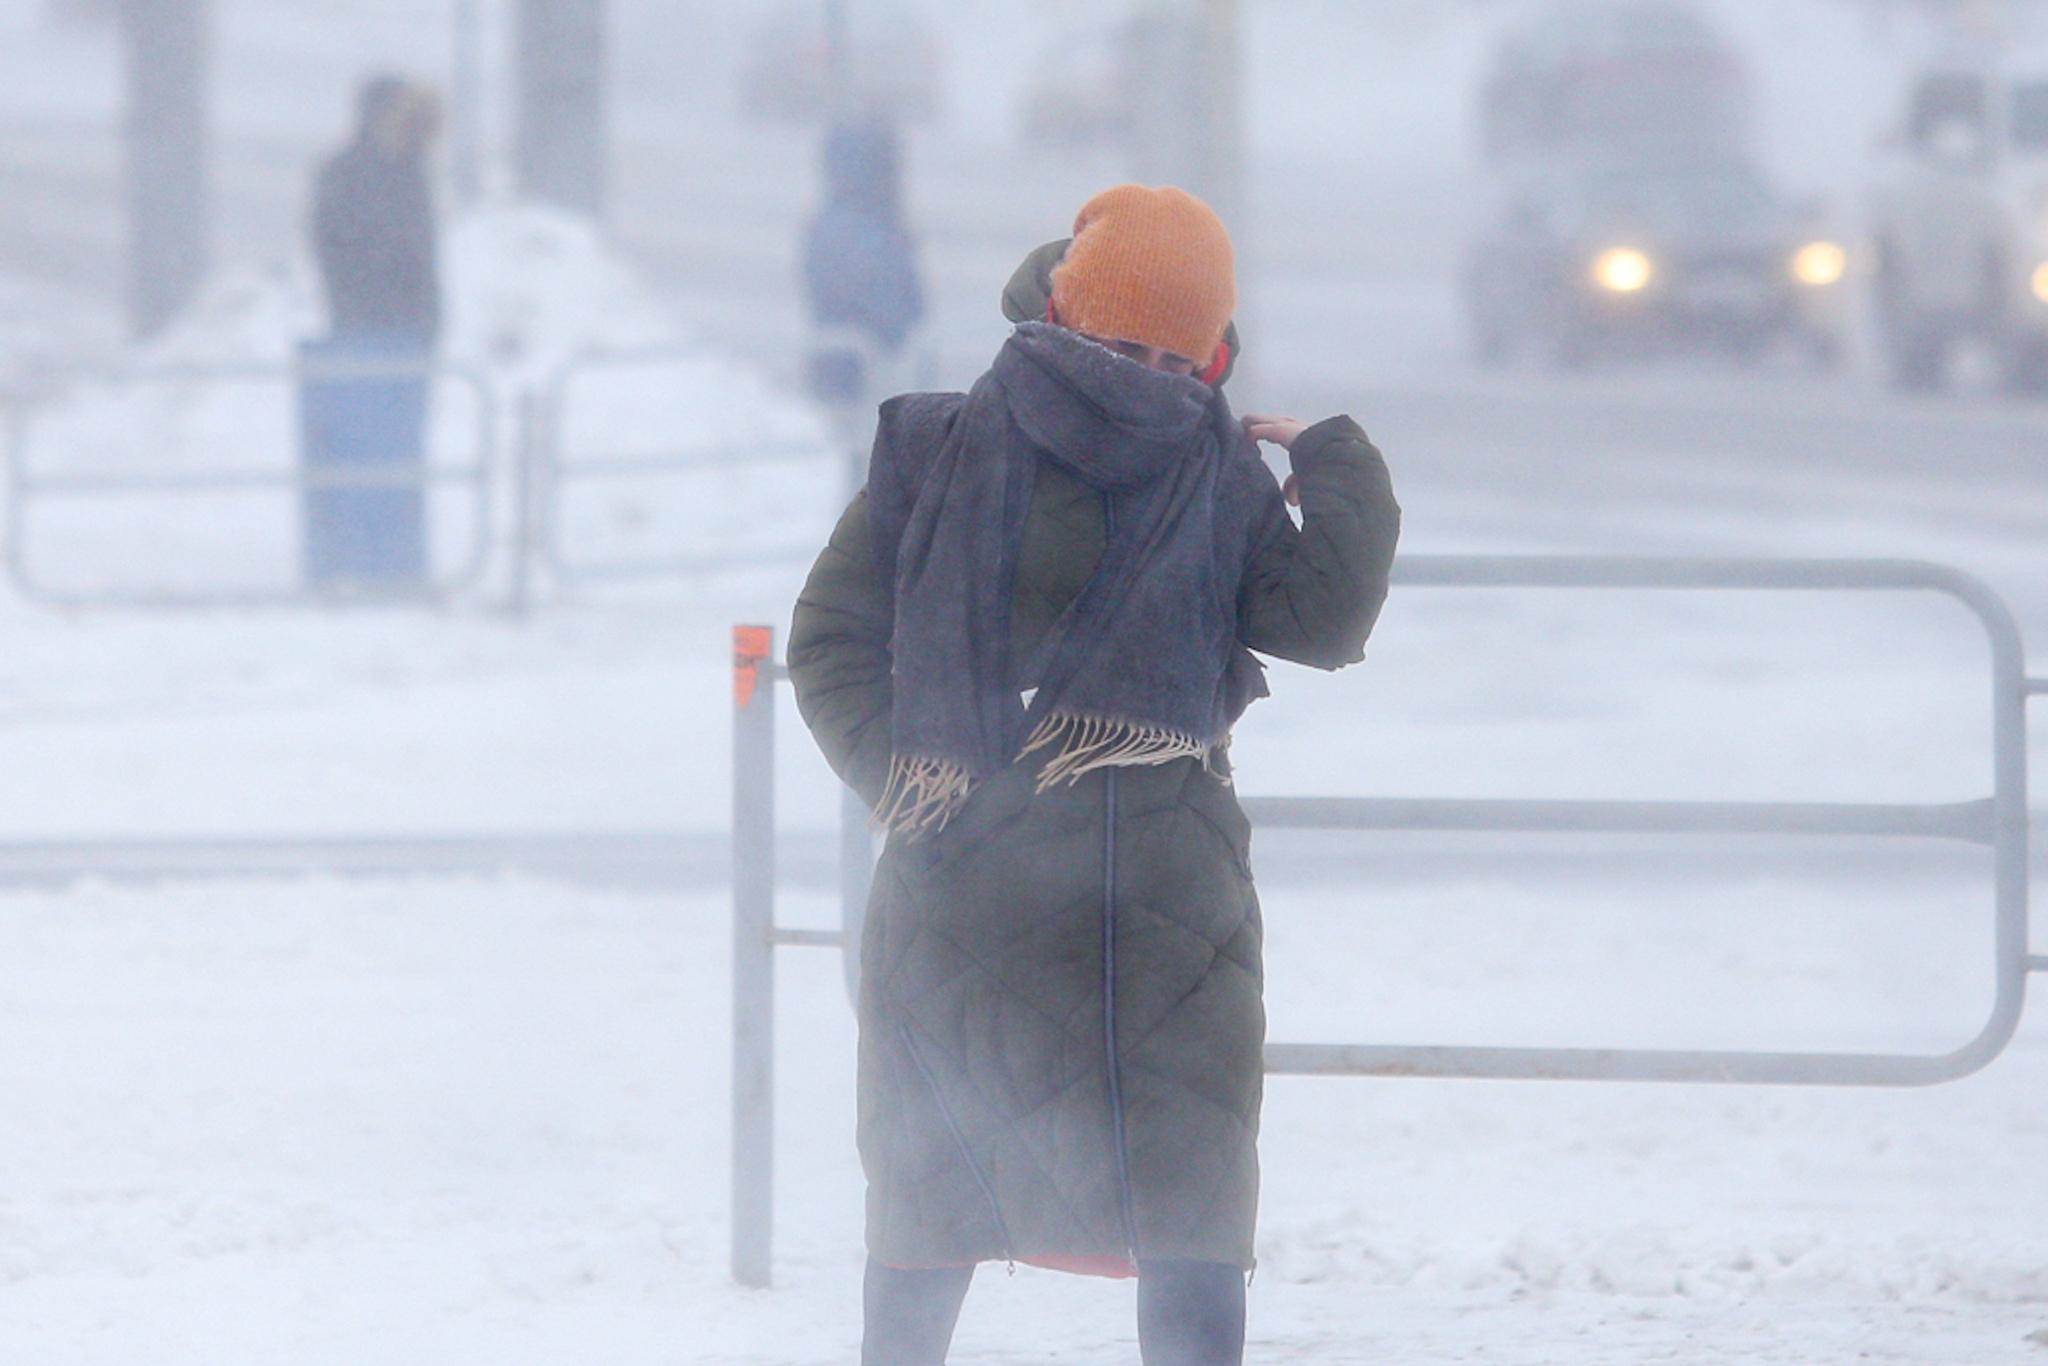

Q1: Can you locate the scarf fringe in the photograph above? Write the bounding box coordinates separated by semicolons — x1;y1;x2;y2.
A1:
879;717;1224;837
1019;712;1218;793
876;755;974;837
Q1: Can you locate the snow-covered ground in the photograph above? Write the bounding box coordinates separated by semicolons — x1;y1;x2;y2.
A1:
3;329;2045;1362
1;2;2045;1361
1;865;2042;1364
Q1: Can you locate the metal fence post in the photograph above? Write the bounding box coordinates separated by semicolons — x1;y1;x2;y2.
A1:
3;396;28;598
731;624;777;1288
507;387;542;619
6;358;497;609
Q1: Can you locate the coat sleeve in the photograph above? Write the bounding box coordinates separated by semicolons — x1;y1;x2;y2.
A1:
1236;415;1401;669
788;490;896;808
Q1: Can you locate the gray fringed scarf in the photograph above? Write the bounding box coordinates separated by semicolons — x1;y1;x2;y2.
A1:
864;322;1284;835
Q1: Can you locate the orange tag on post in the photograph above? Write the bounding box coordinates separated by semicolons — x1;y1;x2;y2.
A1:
733;625;773;708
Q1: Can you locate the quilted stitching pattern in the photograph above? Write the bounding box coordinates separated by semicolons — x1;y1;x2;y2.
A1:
861;759;1264;1270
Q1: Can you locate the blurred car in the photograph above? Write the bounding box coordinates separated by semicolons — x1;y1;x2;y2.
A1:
1867;49;2048;391
1015;6;1201;151
737;0;942;126
1017;22;1134;149
1478;0;1752;170
1463;160;1849;368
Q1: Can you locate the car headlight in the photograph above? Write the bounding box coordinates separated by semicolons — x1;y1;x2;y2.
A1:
2033;262;2048;304
1592;247;1654;294
1792;240;1848;287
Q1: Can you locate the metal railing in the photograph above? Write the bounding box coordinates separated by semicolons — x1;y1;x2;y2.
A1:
532;344;847;587
1256;555;2038;1087
728;555;2047;1286
0;830;722;888
0;343;879;612
3;357;499;609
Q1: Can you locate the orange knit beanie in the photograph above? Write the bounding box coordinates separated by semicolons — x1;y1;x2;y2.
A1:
1049;184;1236;365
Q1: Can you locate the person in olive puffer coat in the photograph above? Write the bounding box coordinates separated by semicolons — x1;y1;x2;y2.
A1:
788;184;1401;1366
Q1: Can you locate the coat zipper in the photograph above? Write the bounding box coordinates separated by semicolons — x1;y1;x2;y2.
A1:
895;1018;1017;1265
1099;490;1141;1261
1104;765;1140;1259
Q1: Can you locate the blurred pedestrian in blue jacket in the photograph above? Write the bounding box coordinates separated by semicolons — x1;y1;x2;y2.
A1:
802;116;925;402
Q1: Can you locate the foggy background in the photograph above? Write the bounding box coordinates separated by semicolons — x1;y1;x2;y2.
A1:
1;1;2046;1362
0;1;1912;381
2;1;2037;580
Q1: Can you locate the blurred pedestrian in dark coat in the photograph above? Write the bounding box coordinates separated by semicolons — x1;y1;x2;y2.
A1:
312;75;442;343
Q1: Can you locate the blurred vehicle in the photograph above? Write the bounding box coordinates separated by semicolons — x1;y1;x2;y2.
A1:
1478;0;1752;169
737;0;942;126
1867;51;2048;391
1015;6;1201;152
1017;22;1134;149
1464;160;1849;368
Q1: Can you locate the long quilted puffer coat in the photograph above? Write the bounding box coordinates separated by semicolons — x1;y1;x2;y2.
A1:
788;319;1399;1277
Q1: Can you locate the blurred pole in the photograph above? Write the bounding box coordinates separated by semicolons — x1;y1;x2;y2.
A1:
119;0;211;341
1125;8;1194;188
1194;0;1251;384
514;0;608;220
1126;2;1240;224
823;0;850;115
1195;0;1243;237
449;0;484;205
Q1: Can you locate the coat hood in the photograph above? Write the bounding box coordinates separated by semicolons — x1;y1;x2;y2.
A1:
1001;239;1243;388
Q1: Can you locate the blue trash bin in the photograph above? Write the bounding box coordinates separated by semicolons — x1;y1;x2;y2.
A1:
296;334;431;587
